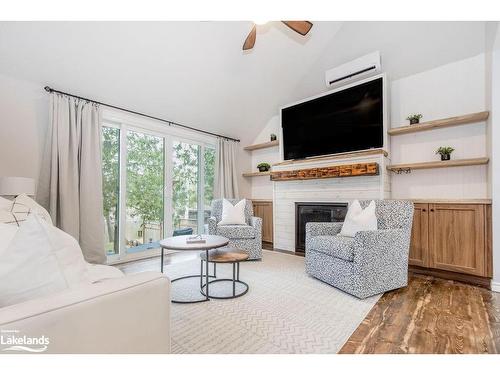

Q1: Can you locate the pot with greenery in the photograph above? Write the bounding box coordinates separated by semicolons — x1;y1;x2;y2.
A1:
270;133;277;141
257;162;271;172
406;114;423;125
436;146;455;161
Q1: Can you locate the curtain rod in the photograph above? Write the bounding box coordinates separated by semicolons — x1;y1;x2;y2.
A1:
43;86;240;143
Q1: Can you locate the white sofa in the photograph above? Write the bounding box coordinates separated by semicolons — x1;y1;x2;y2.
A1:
0;194;171;354
0;267;171;354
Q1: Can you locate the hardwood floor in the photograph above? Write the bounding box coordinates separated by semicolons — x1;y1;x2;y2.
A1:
340;274;500;354
117;249;500;354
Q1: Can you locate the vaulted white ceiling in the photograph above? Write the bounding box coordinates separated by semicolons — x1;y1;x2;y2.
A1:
0;21;486;143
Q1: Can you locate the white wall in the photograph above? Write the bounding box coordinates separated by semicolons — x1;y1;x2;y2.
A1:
236;144;252;199
390;54;488;199
248;115;280;199
487;23;500;291
0;74;48;186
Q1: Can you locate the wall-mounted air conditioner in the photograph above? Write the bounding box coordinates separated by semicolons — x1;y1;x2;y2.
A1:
325;51;381;88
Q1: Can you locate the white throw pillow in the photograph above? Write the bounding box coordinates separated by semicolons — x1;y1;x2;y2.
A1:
0;196;12;211
218;199;247;226
45;225;91;287
0;210;20;226
0;195;89;287
12;193;53;225
0;215;68;307
0;223;18;255
340;200;378;237
0;194;52;227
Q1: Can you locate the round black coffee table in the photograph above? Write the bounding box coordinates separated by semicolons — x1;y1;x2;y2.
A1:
199;248;249;299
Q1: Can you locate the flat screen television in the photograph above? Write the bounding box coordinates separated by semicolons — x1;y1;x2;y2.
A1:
281;76;384;160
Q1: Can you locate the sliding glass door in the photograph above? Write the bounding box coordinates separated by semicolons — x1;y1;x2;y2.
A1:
101;120;215;262
125;130;165;254
203;146;216;229
172;140;200;235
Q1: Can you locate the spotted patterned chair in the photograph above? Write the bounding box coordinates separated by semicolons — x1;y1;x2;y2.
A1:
305;200;414;299
208;199;262;260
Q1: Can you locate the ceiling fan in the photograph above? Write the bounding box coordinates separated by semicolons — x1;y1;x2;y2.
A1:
242;21;313;50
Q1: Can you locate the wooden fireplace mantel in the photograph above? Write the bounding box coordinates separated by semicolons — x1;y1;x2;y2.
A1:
270;162;379;182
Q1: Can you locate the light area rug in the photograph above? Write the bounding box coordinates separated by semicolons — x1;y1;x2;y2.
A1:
163;250;380;354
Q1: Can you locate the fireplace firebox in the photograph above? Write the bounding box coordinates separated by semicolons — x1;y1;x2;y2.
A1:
295;202;348;253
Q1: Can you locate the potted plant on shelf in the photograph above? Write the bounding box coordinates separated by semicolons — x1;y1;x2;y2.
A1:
257;162;271;172
406;114;423;125
270;133;277;141
436;146;455;161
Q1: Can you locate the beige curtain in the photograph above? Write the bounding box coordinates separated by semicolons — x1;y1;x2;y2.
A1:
214;138;239;199
37;93;106;264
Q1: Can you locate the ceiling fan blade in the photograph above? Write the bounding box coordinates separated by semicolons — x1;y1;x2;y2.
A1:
282;21;313;36
242;25;257;50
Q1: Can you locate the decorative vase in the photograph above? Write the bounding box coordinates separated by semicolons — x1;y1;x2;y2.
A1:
441;154;450;161
410;118;419;125
270;134;277;141
258;166;269;172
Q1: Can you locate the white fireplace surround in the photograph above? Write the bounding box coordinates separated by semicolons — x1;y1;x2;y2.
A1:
272;151;391;252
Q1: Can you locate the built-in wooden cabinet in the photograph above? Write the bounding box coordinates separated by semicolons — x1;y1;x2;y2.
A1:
429;204;486;276
252;200;273;245
408;202;492;284
408;203;429;267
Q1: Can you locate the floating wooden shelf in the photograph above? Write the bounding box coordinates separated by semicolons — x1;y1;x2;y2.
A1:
273;149;388;167
387;157;489;173
270;162;379;182
244;140;279;151
242;171;271;177
388;111;489;136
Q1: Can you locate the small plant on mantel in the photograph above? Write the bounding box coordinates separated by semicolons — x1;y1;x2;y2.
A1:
257;162;271;172
406;113;423;125
436;146;455;161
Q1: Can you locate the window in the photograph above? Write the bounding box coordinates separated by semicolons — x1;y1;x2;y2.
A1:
101;116;216;261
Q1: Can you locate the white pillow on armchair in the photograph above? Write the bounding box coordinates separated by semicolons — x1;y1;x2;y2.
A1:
340;200;377;237
218;199;247;226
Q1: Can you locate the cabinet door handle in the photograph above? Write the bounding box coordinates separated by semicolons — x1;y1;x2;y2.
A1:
430;209;435;212
422;209;426;212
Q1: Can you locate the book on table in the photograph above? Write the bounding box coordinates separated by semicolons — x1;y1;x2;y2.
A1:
186;236;206;244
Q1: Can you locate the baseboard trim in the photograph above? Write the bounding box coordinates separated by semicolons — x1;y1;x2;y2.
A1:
270;247;305;257
409;265;491;289
491;281;500;293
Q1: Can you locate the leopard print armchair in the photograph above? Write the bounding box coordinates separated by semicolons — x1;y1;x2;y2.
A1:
208;199;262;260
305;200;414;299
